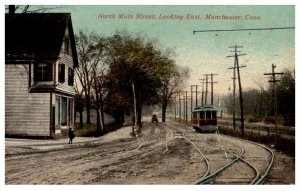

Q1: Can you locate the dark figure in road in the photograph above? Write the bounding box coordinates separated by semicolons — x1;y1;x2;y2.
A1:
69;128;75;144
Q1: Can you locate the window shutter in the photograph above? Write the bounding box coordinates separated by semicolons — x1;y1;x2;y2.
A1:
58;64;65;83
68;68;74;86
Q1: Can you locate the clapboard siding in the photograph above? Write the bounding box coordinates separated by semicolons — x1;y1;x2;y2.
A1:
59;52;74;68
56;53;76;95
5;64;51;137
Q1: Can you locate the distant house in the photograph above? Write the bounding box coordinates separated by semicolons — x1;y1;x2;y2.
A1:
5;13;79;138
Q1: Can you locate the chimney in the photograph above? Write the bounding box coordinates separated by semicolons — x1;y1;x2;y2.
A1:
9;5;15;14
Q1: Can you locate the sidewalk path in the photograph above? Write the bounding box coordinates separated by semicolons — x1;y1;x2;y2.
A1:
5;126;133;156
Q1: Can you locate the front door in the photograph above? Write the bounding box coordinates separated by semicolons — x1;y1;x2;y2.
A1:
51;106;55;133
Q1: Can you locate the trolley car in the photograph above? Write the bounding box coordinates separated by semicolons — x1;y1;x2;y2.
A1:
192;105;218;133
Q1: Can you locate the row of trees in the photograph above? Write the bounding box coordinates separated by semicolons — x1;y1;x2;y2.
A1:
223;69;295;126
74;31;189;135
6;5;190;134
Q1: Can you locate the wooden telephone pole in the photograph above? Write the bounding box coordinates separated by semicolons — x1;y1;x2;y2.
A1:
210;73;218;105
264;64;283;142
227;45;246;135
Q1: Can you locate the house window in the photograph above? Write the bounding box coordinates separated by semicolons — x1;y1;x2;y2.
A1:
58;64;65;83
55;96;73;128
34;62;53;82
55;96;60;129
61;97;67;126
64;36;70;54
68;68;74;86
68;98;73;126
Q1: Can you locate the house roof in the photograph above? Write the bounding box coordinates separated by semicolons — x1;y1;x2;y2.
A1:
5;13;78;67
193;105;217;112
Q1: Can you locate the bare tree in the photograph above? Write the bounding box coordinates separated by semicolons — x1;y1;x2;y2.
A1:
75;31;96;124
74;87;85;128
75;31;108;135
159;64;190;122
89;36;108;135
6;5;62;14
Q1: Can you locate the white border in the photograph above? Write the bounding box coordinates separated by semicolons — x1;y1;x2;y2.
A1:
1;1;298;191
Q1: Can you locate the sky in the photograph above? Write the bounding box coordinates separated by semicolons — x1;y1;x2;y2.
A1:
27;5;294;96
3;4;295;117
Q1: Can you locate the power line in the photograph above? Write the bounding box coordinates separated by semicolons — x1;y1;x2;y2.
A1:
193;27;295;34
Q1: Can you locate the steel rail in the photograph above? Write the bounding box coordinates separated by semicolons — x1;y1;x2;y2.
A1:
166;120;246;185
236;154;260;184
183;135;211;181
168;118;275;184
206;134;274;184
194;146;244;184
241;139;275;184
203;138;261;184
161;122;211;183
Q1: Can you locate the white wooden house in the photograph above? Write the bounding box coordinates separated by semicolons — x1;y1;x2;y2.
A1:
5;13;79;138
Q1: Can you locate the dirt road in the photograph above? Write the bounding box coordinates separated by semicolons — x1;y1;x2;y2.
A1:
5;120;295;184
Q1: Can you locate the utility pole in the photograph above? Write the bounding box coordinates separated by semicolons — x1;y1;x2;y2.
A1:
203;74;210;105
227;45;246;136
131;82;138;134
174;95;177;121
264;64;283;142
260;87;263;122
180;96;186;123
183;91;188;124
199;79;205;106
190;86;193;117
228;67;237;129
196;86;201;107
210;73;218;105
178;92;181;122
191;85;201;108
195;85;198;107
183;95;185;123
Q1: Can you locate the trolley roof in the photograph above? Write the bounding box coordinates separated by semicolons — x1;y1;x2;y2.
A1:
192;105;217;112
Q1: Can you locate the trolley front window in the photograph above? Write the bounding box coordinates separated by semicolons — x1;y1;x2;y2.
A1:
212;111;217;119
206;111;212;119
200;111;205;119
193;112;197;119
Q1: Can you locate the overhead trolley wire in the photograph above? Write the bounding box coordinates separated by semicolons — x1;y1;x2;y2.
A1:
193;27;295;34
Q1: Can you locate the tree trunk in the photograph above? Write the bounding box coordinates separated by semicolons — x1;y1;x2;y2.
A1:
86;95;91;124
132;82;138;128
162;103;167;122
95;92;101;136
99;93;105;133
137;103;142;125
79;110;83;128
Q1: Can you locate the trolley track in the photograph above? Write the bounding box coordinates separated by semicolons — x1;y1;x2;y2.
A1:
165;120;274;184
5;119;278;184
187;130;274;184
